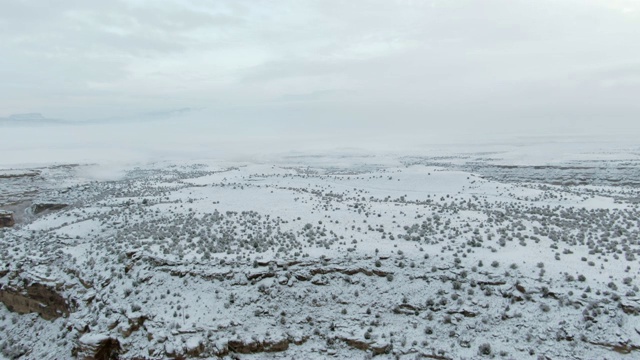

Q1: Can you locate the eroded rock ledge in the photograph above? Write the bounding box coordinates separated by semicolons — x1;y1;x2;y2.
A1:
0;283;70;320
31;203;68;215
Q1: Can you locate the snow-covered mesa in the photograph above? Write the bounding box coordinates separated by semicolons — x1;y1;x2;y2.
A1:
0;146;640;359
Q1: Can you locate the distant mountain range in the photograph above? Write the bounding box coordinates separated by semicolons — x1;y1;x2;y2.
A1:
0;108;199;127
0;113;68;126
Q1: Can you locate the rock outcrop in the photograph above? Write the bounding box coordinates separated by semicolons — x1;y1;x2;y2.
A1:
584;339;640;354
0;283;70;320
31;203;68;215
0;211;14;228
75;333;121;360
227;337;290;354
336;336;392;355
0;170;40;179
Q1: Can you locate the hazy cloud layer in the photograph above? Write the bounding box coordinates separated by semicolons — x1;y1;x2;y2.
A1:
1;0;640;158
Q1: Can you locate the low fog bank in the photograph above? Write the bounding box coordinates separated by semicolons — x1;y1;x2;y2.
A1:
1;113;638;169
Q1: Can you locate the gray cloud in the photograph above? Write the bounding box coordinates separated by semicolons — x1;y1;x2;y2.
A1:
1;0;639;145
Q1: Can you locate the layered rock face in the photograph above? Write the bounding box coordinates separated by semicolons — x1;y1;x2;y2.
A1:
0;283;70;320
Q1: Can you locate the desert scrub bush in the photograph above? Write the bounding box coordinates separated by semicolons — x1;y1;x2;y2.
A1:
478;343;492;356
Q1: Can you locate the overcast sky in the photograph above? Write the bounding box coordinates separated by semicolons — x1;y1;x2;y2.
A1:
2;0;640;161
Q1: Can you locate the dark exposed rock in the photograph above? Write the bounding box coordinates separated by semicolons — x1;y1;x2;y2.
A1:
420;353;453;360
165;268;231;281
0;170;40;179
0;211;14;228
339;337;369;351
31;202;68;214
75;333;121;360
294;272;311;281
584;339;640;354
447;309;477;317
276;260;303;268
336;336;392;355
620;303;640;315
0;282;70;320
500;290;525;302
309;266;391;277
256;260;272;267
120;314;147;338
185;336;205;357
477;280;506;286
227;337;289;354
246;271;276;281
393;303;421;315
541;289;560;299
209;334;308;357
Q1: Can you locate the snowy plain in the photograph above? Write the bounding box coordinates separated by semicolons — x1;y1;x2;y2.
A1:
1;138;640;359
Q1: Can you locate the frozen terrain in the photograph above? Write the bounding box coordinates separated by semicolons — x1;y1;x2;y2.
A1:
1;145;640;359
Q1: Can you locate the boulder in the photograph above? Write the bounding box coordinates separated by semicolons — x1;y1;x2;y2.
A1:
76;333;121;360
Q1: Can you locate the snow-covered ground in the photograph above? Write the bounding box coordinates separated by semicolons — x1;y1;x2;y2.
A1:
1;146;640;359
